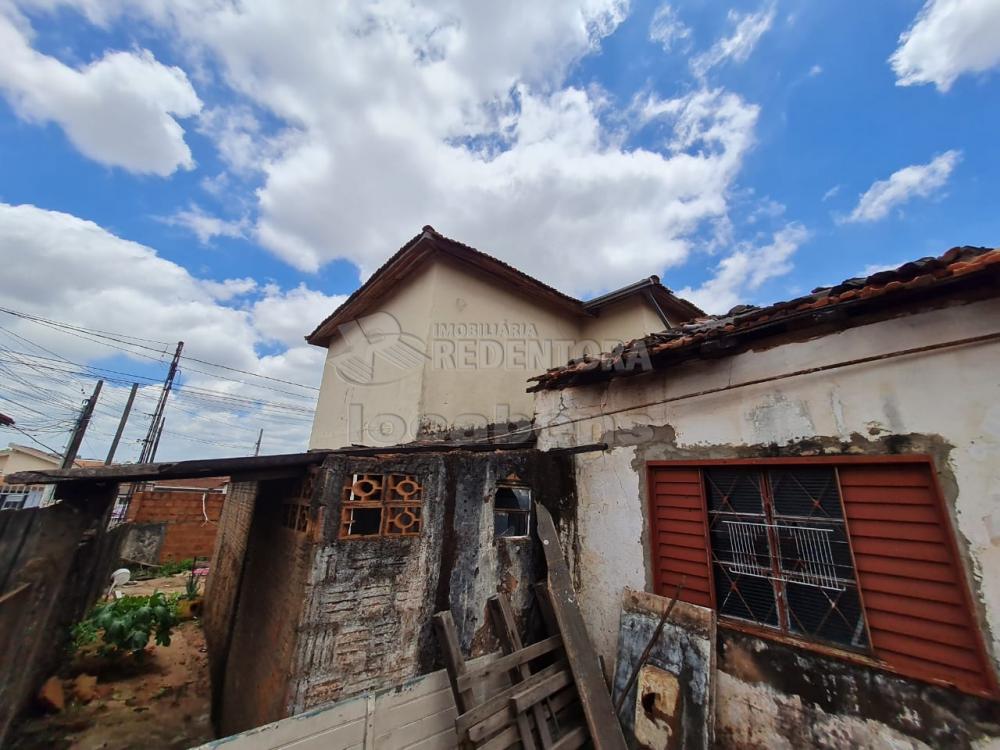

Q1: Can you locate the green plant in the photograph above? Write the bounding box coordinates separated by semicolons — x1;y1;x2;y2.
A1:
72;593;178;657
183;569;200;600
156;558;195;576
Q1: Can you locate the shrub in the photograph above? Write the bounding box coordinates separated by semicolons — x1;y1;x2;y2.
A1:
72;593;178;657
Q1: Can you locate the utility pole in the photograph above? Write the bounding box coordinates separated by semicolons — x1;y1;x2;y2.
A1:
254;428;263;456
139;341;183;464
149;417;166;463
105;382;138;465
61;379;103;469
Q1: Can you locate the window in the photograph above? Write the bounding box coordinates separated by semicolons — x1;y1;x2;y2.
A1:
648;459;998;698
494;485;531;538
1;484;29;510
339;473;423;539
704;467;867;650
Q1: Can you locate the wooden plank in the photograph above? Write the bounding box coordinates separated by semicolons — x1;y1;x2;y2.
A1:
433;610;474;714
457;635;563;692
535;504;627;750
457;661;567;737
487;594;551;749
550;726;587;750
510;669;573;713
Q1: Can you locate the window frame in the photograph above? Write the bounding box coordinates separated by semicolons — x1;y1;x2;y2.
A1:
493;484;532;540
701;464;871;652
646;455;999;697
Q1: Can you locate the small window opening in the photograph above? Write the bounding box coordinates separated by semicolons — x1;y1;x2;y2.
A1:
494;485;531;538
345;506;383;536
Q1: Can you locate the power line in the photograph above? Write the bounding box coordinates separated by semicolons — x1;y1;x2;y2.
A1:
0;306;320;392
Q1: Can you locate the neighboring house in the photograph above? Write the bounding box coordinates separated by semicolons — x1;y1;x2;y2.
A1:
306;226;701;450
531;246;1000;746
0;444;99;510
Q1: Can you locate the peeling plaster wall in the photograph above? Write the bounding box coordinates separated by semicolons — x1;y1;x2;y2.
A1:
534;298;1000;747
283;449;576;719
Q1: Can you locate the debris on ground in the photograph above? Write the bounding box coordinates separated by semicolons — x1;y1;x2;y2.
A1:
8;574;213;750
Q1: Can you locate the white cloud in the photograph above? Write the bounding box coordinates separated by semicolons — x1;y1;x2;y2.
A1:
679;223;809;314
252;284;348;348
822;184;841;202
0;202;344;459
164;204;249;244
691;3;776;78
809;64;823;77
842;150;961;223
0;11;201;175
890;0;1000;92
8;0;773;297
649;4;691;52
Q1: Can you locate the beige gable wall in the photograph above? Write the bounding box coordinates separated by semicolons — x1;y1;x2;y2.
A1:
308;257;670;450
0;447;61;480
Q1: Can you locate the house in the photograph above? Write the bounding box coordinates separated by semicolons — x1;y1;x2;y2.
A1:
0;443;99;509
7;243;999;748
306;226;701;450
530;245;1000;746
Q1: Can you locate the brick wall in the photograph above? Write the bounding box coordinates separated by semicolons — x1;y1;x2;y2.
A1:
126;490;225;562
202;480;257;724
218;475;319;737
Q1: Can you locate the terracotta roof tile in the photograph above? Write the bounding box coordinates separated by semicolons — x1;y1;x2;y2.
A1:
529;245;1000;391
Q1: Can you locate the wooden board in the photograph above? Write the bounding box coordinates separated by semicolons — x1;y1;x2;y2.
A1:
534;504;627;750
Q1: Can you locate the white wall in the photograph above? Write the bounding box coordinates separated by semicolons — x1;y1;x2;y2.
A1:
535;298;1000;672
308;256;670;450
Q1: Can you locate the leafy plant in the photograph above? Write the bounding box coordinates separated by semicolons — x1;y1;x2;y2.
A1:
155;558;195;576
72;593;179;657
183;569;200;600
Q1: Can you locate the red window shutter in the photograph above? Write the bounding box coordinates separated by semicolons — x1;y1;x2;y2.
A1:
648;467;713;608
839;463;997;697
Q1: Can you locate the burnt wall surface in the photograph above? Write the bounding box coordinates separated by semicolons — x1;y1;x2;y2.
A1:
218;475;319;737
286;448;577;715
717;628;1000;749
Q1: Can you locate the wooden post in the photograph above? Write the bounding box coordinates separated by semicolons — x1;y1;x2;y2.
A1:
534;504;627;750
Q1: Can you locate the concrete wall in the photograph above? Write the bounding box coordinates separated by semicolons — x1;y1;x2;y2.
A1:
126;489;224;562
308;255;668;450
534;298;1000;747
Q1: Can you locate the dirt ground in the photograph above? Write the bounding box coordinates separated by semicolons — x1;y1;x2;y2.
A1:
9;577;215;750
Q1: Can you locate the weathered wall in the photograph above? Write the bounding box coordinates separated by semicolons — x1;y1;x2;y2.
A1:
0;482;119;746
203;480;257;725
119;522;166;566
219;477;318;737
535;298;1000;747
126;489;224;562
286;449;576;717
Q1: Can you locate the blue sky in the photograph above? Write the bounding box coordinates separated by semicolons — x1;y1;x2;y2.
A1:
0;0;998;459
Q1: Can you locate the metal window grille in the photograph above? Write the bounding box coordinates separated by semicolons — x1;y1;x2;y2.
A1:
705;467;869;650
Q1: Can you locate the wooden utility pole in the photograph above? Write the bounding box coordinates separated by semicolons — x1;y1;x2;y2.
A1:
254;428;263;456
139;341;183;465
105;382;138;465
61;379;103;469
